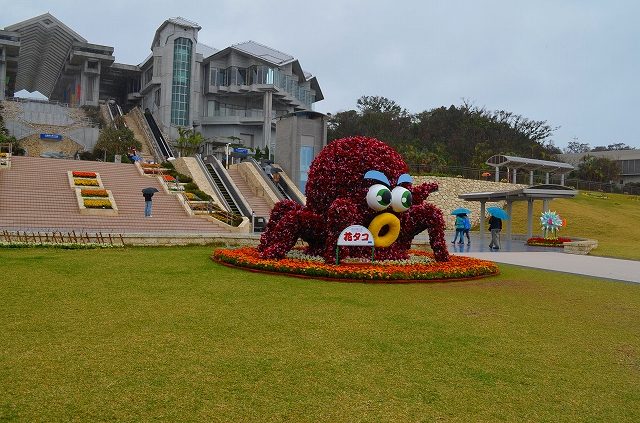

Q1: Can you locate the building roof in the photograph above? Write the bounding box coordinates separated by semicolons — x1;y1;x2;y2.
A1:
486;154;574;174
459;184;579;203
231;41;295;66
151;17;201;51
4;13;87;97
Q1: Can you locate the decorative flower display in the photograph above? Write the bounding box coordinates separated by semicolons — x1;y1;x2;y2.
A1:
540;210;565;239
83;199;112;209
72;171;96;178
213;247;498;283
143;168;164;175
163;175;175;182
141;163;161;168
74;178;100;187
257;136;449;263
526;237;572;247
80;189;109;197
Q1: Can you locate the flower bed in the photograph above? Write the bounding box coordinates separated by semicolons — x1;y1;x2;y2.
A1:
74;187;118;216
80;189;109;197
73;178;100;187
72;171;96;178
526;237;572;247
144;168;167;175
212;247;499;283
83;199;113;209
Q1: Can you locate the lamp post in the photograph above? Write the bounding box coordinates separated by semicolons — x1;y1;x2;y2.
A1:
225;143;230;169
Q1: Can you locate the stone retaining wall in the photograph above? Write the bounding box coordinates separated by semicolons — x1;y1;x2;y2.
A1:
413;176;527;229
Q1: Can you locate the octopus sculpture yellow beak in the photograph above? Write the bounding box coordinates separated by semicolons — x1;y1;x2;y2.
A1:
368;212;401;248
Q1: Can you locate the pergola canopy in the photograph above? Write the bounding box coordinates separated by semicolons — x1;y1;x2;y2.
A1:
459;184;579;242
486;155;574;175
458;184;579;203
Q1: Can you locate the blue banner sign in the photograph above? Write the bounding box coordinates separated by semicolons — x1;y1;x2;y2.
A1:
40;134;62;140
233;148;249;154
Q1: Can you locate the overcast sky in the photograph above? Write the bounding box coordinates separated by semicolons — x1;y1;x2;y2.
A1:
5;0;639;151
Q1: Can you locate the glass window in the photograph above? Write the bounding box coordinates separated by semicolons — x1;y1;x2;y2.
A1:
300;146;315;194
171;37;192;126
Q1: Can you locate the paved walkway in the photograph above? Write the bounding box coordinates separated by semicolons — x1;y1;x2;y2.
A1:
435;232;640;284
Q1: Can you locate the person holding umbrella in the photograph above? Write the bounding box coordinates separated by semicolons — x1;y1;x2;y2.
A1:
462;213;471;245
142;187;158;217
452;213;465;244
450;208;471;245
487;206;507;249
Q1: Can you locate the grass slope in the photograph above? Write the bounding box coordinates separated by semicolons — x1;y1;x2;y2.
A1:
1;246;639;422
504;191;640;260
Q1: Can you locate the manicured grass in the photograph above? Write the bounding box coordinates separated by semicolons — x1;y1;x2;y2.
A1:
505;191;640;260
1;246;639;422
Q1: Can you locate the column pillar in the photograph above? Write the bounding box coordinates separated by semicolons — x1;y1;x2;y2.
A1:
263;91;273;152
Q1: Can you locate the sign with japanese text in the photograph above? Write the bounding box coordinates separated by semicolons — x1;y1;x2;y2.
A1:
40;134;62;140
338;225;374;246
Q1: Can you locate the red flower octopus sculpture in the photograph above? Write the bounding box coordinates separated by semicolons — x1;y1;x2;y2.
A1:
257;136;450;263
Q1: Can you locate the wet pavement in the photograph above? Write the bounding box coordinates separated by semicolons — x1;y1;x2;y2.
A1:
425;231;640;284
248;231;639;284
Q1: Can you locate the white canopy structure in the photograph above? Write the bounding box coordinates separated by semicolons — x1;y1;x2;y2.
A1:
459;184;579;241
485;155;574;185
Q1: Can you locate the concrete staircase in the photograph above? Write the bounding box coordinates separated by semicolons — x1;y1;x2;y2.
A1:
124;113;152;157
226;167;272;220
0;156;230;234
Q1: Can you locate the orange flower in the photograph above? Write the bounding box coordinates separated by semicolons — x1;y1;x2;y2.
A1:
72;171;96;178
211;247;498;282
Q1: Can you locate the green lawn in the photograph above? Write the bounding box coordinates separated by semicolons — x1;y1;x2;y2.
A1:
500;191;640;260
1;246;639;422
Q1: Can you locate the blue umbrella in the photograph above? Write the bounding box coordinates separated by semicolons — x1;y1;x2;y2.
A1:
451;207;472;216
487;206;508;220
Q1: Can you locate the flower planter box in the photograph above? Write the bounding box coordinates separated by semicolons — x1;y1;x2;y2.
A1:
74;188;118;216
67;171;104;189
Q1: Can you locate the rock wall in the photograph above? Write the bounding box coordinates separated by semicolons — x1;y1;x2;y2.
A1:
413;176;527;229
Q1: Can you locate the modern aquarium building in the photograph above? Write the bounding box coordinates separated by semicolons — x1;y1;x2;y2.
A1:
1;13;327;192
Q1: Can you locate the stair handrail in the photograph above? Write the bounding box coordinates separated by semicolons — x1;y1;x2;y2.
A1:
143;108;174;160
132;107;164;163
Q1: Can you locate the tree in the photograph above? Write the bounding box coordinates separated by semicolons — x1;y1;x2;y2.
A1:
327;97;561;169
574;155;621;182
94;124;141;158
0;104;25;155
328;96;413;147
176;126;205;156
564;141;591;154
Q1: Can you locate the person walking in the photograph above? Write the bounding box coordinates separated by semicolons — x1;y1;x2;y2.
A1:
488;215;502;249
452;214;465;244
462;214;471;245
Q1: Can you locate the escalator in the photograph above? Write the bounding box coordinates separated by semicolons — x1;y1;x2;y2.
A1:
205;163;242;216
196;155;252;220
143;108;174;160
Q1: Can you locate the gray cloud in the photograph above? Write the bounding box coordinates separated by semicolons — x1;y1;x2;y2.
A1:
6;0;639;150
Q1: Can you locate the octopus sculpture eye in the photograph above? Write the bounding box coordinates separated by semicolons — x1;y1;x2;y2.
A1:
391;186;412;212
366;184;392;210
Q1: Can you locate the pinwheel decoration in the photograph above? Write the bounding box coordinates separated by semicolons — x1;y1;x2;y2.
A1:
540;210;565;239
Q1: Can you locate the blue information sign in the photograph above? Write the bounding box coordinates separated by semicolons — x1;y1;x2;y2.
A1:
40;134;62;140
233;148;249;154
